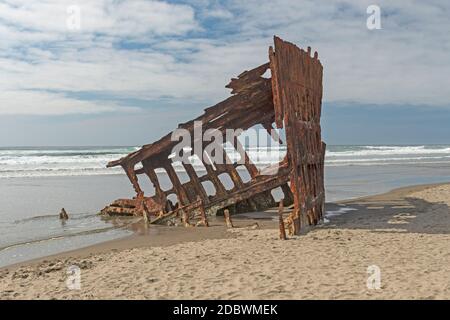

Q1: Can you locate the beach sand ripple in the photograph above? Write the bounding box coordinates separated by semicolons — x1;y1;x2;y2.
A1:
1;184;449;300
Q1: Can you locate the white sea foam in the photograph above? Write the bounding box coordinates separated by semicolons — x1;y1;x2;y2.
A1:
325;207;357;217
324;145;450;167
0;145;449;178
326;145;450;157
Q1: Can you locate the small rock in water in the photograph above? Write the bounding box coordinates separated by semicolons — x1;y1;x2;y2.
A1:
59;208;69;220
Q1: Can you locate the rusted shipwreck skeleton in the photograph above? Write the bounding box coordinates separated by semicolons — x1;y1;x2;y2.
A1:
102;37;326;235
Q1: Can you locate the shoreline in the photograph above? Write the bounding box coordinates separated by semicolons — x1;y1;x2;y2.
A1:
2;211;281;271
1;181;449;299
3;161;450;268
3;181;446;271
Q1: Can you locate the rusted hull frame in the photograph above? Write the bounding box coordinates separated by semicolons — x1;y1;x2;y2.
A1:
101;37;326;235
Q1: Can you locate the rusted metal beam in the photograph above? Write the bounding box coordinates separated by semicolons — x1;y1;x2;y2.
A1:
278;202;286;240
196;196;209;227
223;209;234;228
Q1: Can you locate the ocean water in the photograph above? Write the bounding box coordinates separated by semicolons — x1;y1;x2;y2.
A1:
1;145;450;267
0;146;136;178
1;145;450;178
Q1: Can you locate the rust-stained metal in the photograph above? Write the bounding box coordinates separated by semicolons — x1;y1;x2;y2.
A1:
101;36;326;235
224;209;234;229
278;202;286;240
196;196;209;227
182;210;192;228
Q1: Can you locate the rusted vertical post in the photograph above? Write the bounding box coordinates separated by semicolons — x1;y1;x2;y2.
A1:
183;162;209;202
278;201;286;240
224;209;234;228
289;174;301;235
142;209;150;226
164;164;190;206
196;196;209;227
219;144;244;189
182;210;192;227
143;166;166;215
142;199;150;226
122;163;144;198
202;160;228;196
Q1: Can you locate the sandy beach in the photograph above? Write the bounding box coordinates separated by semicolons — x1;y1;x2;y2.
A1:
2;0;449;306
0;183;449;300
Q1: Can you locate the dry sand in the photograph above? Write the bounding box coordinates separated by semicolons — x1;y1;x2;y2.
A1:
1;183;449;299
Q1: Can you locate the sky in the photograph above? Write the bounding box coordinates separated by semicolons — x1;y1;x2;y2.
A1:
0;0;449;146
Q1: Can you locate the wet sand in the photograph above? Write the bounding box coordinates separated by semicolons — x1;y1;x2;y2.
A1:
0;183;449;299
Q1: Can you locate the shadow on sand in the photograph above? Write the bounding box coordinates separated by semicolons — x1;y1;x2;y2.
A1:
323;184;450;235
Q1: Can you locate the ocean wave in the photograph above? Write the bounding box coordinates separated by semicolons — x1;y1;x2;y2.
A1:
0;211;141;253
0;145;449;178
326;145;450;157
0;146;138;155
0;223;136;253
14;212;98;224
0;169;124;178
327;155;450;163
326;160;450;167
0;155;123;165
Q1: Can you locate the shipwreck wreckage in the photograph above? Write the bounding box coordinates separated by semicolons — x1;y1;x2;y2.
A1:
101;37;326;236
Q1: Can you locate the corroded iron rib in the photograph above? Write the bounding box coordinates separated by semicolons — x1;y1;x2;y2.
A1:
101;37;326;235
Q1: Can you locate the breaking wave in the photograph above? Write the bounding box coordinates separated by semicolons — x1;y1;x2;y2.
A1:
1;145;449;178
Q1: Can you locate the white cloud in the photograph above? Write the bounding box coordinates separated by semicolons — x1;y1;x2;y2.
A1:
0;0;449;116
0;0;198;36
0;89;139;115
226;0;450;106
